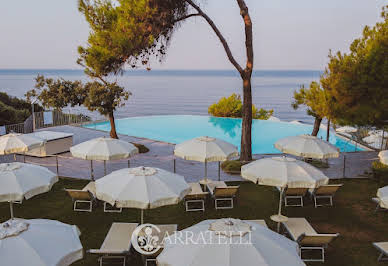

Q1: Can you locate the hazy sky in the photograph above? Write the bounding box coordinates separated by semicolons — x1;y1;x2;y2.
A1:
0;0;385;70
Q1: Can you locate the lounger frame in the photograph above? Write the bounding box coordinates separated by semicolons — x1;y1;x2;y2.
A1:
185;199;205;212
373;242;388;262
310;184;343;208
103;202;122;213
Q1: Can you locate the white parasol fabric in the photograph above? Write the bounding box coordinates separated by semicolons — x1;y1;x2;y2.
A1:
0;162;58;218
174;136;238;162
157;218;305;266
96;166;190;209
377;186;388;209
0;133;43;155
379;150;388;165
241;157;329;188
0;218;83;266
70;137;138;160
274;134;339;159
336;126;357;133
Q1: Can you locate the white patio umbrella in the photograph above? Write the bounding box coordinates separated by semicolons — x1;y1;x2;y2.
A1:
336;126;357;133
174;136;239;182
96;166;191;223
70;137;139;178
241;157;328;231
0;162;58;219
0;218;83;266
157;218;305;266
274;134;339;159
377;186;388;209
379;151;388;165
0;133;43;161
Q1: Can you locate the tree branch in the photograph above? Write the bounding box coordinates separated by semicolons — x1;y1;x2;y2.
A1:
174;13;201;23
184;0;244;75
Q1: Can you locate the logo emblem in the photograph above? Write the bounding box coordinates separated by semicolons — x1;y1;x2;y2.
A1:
131;224;162;255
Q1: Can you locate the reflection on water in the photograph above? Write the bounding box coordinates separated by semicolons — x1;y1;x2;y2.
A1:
208;116;241;138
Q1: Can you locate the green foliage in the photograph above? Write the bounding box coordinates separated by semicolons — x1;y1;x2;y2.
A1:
26;75;130;116
372;161;388;181
0;92;43;125
208;93;273;120
77;0;188;77
292;81;332;120
131;142;150;153
221;160;245;174
320;6;388;127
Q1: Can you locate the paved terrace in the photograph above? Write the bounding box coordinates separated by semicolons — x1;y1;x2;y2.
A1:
1;125;379;182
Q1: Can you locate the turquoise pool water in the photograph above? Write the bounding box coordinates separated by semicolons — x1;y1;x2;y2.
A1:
84;115;363;154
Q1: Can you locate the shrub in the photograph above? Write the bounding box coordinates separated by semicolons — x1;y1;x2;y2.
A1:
131;142;149;153
372;161;388;181
208;93;273;120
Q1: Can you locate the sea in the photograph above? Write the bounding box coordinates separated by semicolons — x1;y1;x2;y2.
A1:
0;69;322;123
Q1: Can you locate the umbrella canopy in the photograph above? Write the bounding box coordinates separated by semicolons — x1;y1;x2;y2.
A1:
379;151;388;165
377;186;388;209
0;162;58;202
241;157;329;188
0;218;83;266
274;134;339;159
0;133;43;155
157;218;305;266
70;137;138;160
0;162;58;218
174;136;238;162
336;126;357;133
96;166;190;209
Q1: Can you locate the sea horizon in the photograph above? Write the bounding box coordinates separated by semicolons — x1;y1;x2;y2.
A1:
0;69;321;123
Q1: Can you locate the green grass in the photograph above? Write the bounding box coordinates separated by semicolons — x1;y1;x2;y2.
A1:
1;177;387;266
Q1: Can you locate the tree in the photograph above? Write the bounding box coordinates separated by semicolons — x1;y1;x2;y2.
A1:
26;75;129;138
76;0;188;138
292;82;332;136
208;93;273;120
320;6;388;128
79;0;255;161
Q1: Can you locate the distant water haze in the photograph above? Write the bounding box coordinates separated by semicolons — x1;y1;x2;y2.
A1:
0;69;320;123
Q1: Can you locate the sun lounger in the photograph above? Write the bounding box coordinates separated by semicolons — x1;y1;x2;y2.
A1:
141;224;178;266
65;181;96;212
277;187;308;207
373;242;388;261
246;219;268;228
207;181;239;210
88;222;139;266
184;183;209;212
309;184;343;207
282;218;339;262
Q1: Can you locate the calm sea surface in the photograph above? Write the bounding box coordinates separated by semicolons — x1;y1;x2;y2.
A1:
0;69;321;123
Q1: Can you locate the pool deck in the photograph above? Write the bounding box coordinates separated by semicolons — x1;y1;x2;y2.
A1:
1;125;379;182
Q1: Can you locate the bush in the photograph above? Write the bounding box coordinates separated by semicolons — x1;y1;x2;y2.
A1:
372;161;388;181
221;159;253;174
131;142;149;153
208;93;273;120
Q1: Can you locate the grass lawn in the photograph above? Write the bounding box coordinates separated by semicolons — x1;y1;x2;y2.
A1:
0;177;387;266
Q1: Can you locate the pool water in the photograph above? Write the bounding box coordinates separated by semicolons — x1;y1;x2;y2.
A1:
84;115;363;154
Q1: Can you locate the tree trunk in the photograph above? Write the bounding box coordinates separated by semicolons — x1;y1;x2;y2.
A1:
311;117;322;136
240;75;253;161
184;0;253;162
108;112;118;139
326;119;331;141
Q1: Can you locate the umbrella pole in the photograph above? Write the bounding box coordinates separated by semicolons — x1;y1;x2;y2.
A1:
277;187;285;232
218;162;221;181
141;209;144;224
9;201;14;220
204;161;207;180
128;160;130;168
90;160;94;181
104;160;107;176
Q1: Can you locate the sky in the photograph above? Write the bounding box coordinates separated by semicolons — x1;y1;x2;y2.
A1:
0;0;385;70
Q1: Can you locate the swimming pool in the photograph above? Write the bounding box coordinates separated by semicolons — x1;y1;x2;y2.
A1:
84;115;363;154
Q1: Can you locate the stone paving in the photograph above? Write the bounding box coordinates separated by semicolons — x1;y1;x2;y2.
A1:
2;125;379;182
